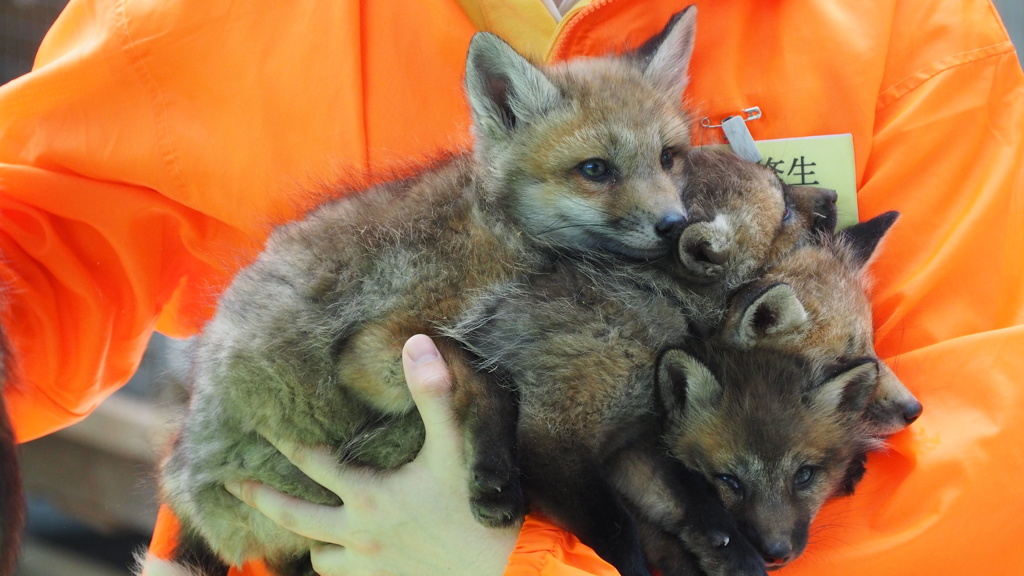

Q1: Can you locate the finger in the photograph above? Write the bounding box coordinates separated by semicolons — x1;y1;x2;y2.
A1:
402;335;463;463
260;436;354;496
309;543;348;575
225;480;348;544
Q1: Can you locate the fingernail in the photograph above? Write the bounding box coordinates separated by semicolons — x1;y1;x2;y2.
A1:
406;334;440;365
225;481;243;499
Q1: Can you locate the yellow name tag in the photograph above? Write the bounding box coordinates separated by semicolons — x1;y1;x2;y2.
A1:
751;134;858;230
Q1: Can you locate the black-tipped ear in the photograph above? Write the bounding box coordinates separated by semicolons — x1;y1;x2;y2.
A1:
465;33;561;143
837;211;899;269
633;6;697;103
721;282;808;349
807;358;878;414
656;348;721;413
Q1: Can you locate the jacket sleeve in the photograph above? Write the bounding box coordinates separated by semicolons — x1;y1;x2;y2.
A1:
504;516;621;576
0;0;255;442
0;0;477;442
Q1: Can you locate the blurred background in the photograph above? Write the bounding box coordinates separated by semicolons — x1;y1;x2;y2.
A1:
2;1;1023;574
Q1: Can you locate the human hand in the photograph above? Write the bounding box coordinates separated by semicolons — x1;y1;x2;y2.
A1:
225;334;519;576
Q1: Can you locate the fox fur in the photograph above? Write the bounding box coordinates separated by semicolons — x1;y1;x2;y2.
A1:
654;342;882;570
722;211;922;437
0;312;22;576
157;10;699;575
673;150;838;288
625;211;916;574
449;147;838;576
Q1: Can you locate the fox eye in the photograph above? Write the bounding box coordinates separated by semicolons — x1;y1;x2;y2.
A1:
783;205;794;222
794;466;818;488
716;474;744;496
577;158;613;182
660;147;676;171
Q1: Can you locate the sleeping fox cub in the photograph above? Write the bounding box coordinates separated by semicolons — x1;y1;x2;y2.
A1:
157;9;699;576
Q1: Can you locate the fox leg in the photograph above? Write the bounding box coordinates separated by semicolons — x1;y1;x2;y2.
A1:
439;339;525;528
519;445;652;576
633;518;704;576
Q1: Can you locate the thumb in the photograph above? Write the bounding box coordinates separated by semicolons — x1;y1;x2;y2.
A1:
402;335;463;463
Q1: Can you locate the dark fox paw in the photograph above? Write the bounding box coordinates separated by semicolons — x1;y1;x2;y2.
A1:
469;466;525;527
685;524;767;576
680;491;767;576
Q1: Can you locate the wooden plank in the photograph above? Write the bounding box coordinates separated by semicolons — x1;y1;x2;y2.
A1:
16;537;130;576
18;393;177;533
47;393;175;463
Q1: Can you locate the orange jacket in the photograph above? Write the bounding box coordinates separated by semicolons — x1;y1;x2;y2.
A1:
1;0;1022;575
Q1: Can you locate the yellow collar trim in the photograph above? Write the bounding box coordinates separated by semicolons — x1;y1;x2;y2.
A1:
455;0;594;62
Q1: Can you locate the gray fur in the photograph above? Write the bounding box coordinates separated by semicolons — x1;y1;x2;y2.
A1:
159;20;698;572
447;147;836;576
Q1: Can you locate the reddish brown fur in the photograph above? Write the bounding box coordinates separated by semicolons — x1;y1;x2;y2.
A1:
158;14;703;574
672;149;837;291
742;218;921;436
449;150;837;576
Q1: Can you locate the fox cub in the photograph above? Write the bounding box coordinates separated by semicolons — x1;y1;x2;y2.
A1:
157;9;699;575
723;211;922;438
654;341;882;571
631;211;918;574
673;147;838;290
450;146;838;576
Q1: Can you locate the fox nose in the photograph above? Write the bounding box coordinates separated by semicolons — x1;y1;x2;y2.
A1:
760;540;793;566
656;212;686;238
813;188;839;233
903;400;924;424
817;188;838;207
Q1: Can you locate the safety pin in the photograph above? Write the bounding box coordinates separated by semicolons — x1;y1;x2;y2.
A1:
700;106;762;129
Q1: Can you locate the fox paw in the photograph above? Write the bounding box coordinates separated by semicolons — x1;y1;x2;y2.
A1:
469;466;525;528
685;522;767;576
676;220;733;281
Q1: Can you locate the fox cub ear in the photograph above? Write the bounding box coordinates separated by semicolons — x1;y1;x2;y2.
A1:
837;211;899;269
633;6;698;103
721;282;808;349
656;348;722;416
465;32;561;143
806;358;879;414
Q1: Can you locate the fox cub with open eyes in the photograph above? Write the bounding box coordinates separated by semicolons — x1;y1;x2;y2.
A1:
653;341;882;572
156;9;700;576
448;146;839;576
630;212;916;575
